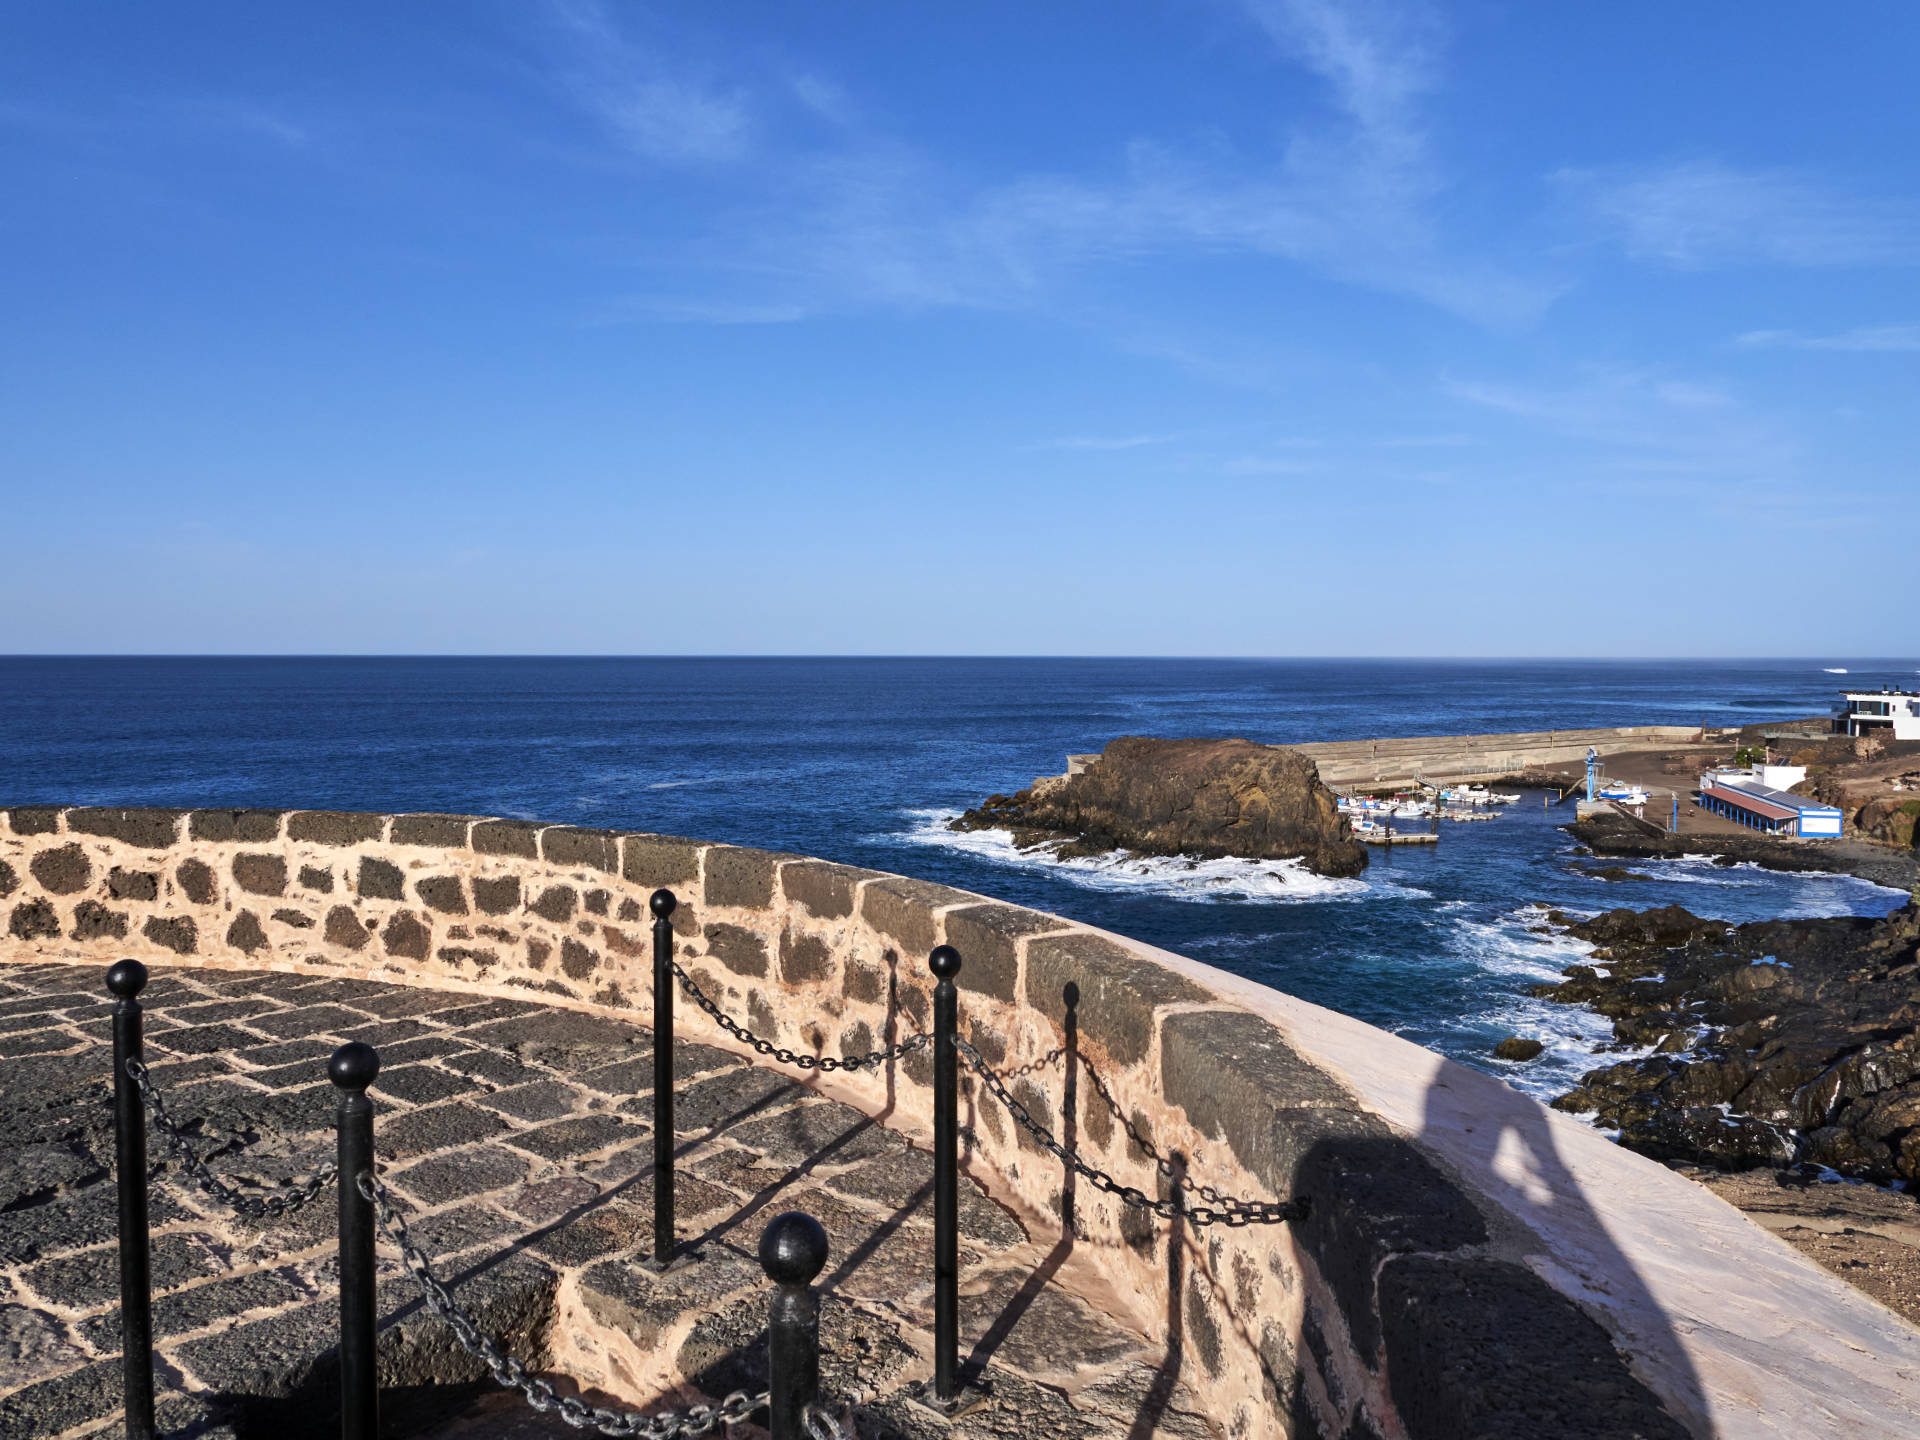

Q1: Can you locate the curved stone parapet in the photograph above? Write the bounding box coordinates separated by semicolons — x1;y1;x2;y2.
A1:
3;806;1917;1439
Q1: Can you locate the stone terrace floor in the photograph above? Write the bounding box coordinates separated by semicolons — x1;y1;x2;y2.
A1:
0;962;1217;1440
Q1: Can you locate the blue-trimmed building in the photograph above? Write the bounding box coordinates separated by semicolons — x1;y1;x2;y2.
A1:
1699;771;1844;837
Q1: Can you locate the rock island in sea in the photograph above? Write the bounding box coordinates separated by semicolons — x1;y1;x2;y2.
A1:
949;734;1367;878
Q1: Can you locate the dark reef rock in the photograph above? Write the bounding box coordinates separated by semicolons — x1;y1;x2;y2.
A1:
1493;1037;1544;1062
1568;808;1920;891
1539;900;1920;1183
952;736;1366;878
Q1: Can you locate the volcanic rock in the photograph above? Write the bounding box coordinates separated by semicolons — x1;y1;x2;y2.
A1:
952;736;1366;878
1494;1037;1545;1062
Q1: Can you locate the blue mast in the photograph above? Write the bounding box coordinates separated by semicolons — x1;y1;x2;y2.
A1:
1585;746;1601;802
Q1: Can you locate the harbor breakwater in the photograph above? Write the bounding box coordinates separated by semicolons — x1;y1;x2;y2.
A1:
5;805;1920;1436
1288;725;1728;790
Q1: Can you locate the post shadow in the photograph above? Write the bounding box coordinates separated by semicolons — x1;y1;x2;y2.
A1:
1124;1151;1185;1440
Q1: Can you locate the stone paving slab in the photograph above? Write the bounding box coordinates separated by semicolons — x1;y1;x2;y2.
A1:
0;963;1216;1439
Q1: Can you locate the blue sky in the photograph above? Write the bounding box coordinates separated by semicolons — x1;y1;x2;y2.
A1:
3;2;1915;656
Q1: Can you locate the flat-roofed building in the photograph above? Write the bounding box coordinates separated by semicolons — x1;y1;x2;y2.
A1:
1700;769;1845;837
1833;688;1920;740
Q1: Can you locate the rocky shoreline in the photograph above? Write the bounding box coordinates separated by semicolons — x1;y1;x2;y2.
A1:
1569;806;1920;891
1537;901;1920;1184
951;735;1367;878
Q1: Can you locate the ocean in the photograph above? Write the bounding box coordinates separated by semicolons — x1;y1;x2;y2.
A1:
3;656;1913;1103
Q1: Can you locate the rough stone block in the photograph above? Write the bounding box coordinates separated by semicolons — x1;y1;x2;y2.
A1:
227;912;269;953
143;915;197;955
1378;1255;1690;1440
942;903;1065;1003
860;875;970;956
5;807;63;836
780;928;834;984
541;827;618;873
285;811;385;846
67;808;182;848
704;923;768;977
0;860;15;899
231;853;288;896
29;845;91;896
620;833;702;891
1024;933;1210;1067
296;865;333;893
416;876;467;914
70;901;127;941
108;867;158;901
176;858;216;905
357;856;404;901
704;846;786;910
389;813;477;847
530;885;577;923
272;908;315;929
471;819;541;858
323;906;369;951
560;937;599;979
472;875;520;915
189;808;285;843
382;911;431;961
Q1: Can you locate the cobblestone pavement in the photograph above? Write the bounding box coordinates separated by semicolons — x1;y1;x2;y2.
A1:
0;963;1217;1439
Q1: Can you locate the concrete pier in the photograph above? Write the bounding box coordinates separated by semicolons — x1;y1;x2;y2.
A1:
1288;725;1733;790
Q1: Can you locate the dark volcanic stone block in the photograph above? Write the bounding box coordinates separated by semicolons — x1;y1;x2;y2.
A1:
509;1113;639;1161
860;876;971;957
5;807;64;836
68;807;182;848
472;876;520;915
375;1064;479;1105
779;929;833;984
416;876;468;914
390;1146;529;1206
471;819;541;858
1024;933;1209;1066
227;911;269;953
704;923;768;977
727;1100;906;1167
357;856;405;900
272;908;316;929
704;846;785;910
323;906;370;950
1379;1255;1690;1440
176;858;216;905
232;852;288;896
942;903;1066;1003
620;833;701;889
779;861;875;920
382;910;431;960
142;915;197;954
286;811;385;846
296;865;333;893
29;845;91;895
541;826;618;873
560;937;599;979
70;901;128;941
189;808;285;843
0;859;15;898
380;1101;510;1158
390;813;477;847
108;867;158;901
530;885;577;922
0;1356;121;1438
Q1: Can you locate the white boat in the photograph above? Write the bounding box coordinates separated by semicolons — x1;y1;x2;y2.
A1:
1598;783;1651;806
1392;803;1428;819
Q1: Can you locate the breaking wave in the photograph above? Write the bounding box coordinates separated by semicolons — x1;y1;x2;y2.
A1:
897;808;1392;904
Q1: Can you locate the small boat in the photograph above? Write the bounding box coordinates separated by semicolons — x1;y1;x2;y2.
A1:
1598;783;1651;806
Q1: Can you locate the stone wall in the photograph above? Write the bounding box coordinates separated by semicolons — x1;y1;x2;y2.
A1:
1287;725;1723;788
5;806;1917;1439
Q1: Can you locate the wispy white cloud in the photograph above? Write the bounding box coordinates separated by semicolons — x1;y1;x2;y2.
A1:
1049;434;1179;451
1736;324;1920;352
1556;160;1917;268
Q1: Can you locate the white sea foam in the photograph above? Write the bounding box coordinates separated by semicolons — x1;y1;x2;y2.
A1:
897;808;1395;903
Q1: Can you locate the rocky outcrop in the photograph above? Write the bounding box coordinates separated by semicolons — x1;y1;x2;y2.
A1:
1569;807;1920;891
1540;902;1920;1183
952;736;1366;878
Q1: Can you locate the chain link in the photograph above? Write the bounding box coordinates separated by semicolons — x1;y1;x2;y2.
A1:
951;1038;1309;1228
125;1059;338;1219
360;1171;767;1437
671;959;931;1073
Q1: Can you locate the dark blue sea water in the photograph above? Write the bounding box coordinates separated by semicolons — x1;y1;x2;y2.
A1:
4;657;1913;1100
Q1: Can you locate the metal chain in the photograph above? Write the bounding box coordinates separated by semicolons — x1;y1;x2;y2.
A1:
360;1171;767;1438
124;1059;337;1219
951;1038;1309;1228
803;1401;853;1440
671;959;931;1073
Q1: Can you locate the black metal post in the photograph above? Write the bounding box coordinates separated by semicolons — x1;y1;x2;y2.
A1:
108;960;154;1440
331;1041;381;1440
929;943;962;1401
650;888;677;1267
759;1211;829;1440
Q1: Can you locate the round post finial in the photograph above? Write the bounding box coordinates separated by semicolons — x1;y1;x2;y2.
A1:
758;1211;829;1289
650;888;677;920
929;945;962;980
328;1041;381;1093
106;959;149;999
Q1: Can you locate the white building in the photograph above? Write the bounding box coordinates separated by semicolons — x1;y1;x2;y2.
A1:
1833;688;1920;741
